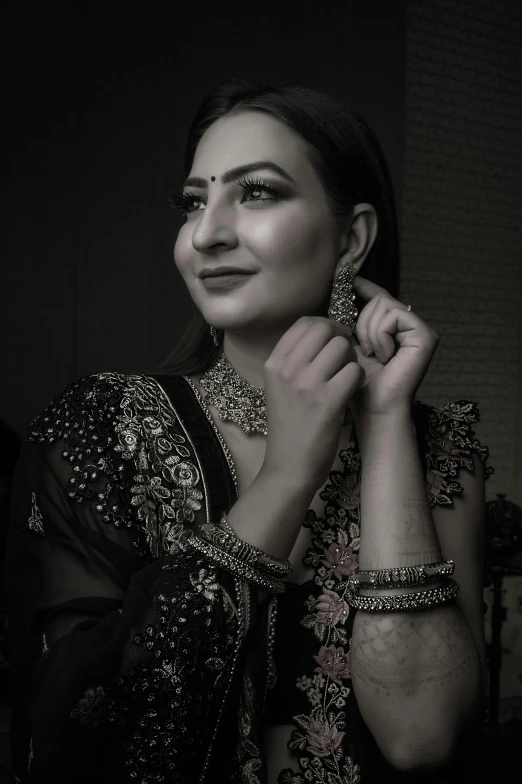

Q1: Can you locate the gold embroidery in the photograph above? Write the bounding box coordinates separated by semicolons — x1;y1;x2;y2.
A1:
28;492;45;537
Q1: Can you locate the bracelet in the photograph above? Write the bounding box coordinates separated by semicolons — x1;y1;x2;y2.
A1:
187;534;286;594
346;578;460;613
348;558;455;591
202;512;292;579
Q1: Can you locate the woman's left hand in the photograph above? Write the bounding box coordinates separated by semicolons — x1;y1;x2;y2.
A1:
346;276;439;418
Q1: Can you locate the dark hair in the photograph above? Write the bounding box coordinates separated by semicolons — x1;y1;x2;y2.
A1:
159;76;401;376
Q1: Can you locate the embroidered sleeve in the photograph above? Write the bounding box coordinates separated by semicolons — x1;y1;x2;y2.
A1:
6;373;249;783
413;399;494;508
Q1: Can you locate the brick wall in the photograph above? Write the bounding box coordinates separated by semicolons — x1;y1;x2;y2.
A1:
400;0;522;503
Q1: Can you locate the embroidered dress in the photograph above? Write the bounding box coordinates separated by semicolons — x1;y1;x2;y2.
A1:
6;372;494;783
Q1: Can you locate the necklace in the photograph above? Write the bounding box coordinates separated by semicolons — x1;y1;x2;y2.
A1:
198;351;351;437
198;352;268;436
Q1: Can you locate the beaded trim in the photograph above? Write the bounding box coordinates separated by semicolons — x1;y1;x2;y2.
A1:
182;375;239;494
346;578;460;612
348;558;455;590
187;535;286;594
266;596;279;691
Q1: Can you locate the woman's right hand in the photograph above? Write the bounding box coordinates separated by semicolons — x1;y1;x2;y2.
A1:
262;316;365;493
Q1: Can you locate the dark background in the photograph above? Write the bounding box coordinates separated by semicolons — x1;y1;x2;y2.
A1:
4;0;408;436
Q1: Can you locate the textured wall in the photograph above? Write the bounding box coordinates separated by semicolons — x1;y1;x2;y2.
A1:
400;0;522;504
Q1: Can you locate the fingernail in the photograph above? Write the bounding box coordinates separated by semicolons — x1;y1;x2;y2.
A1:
361;342;371;356
375;351;386;363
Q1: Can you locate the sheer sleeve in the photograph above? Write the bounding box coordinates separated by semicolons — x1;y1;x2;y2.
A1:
6;374;251;783
412;397;495;591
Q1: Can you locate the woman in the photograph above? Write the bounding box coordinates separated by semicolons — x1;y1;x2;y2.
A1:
6;77;494;783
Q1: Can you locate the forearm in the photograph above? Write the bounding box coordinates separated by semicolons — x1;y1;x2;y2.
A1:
350;408;483;770
224;465;315;562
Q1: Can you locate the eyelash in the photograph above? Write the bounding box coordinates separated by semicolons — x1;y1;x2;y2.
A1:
169;176;281;215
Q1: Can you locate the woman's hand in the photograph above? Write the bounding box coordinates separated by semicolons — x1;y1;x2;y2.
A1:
348;276;439;419
262;317;364;492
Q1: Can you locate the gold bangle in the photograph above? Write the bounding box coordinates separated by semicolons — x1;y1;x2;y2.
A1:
200;512;292;579
348;558;455;590
346;578;460;612
187;534;286;594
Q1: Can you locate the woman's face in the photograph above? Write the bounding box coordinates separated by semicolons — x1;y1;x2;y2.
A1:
173;110;343;337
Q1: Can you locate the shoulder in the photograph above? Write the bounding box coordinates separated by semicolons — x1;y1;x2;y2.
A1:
411;398;494;507
28;372;167;445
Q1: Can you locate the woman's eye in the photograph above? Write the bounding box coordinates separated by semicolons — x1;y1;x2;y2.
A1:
238;177;280;205
171;178;281;216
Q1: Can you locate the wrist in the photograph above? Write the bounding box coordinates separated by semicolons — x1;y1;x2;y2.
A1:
354;404;415;452
259;460;315;502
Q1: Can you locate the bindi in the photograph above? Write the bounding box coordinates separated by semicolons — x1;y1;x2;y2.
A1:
210;176;216;182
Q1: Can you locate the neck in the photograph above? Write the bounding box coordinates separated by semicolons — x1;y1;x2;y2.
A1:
220;328;283;389
219;302;332;389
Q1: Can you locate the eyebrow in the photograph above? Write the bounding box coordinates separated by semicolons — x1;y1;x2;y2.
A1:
183;161;296;189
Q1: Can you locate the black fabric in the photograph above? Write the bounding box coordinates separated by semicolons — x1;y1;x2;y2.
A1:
5;373;494;783
5;373;251;782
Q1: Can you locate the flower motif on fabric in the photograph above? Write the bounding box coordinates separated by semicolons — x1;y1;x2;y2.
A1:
306;717;345;758
315;588;350;627
313;645;351;686
28;492;45;537
321;544;358;582
69;686;122;729
189;567;220;603
417;399;494;506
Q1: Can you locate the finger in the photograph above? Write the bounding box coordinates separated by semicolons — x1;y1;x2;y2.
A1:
352;275;390;302
328;360;366;402
376;307;420;358
366;296;397;361
309;336;358;382
355;294;385;356
273;317;353;371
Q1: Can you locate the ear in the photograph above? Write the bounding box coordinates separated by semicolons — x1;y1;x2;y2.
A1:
336;203;378;276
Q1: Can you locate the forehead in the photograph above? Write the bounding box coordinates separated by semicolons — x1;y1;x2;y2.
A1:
191;110;315;183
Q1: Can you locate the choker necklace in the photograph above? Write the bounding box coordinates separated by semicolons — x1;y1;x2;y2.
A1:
198;351;351;437
198;352;268;435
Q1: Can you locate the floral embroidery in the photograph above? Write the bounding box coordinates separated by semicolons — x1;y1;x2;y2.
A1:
69;686;117;729
28;492;45;537
313;645;351;686
315;588;350;627
29;373;204;560
306;716;345;757
321;543;358;581
420;399;494;506
281;399;493;783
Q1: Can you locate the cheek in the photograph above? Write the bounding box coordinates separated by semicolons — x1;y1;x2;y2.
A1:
250;207;331;268
173;227;193;275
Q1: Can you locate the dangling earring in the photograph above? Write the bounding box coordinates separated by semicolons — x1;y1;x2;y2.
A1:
209;325;223;347
327;262;358;332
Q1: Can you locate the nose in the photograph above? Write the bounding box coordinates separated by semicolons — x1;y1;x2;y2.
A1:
191;200;239;254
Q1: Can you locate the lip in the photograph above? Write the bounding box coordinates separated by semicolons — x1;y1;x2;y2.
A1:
201;272;256;290
199;267;253;278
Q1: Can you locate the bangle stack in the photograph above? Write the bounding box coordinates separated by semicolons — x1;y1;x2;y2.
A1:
346;558;459;613
186;510;291;595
